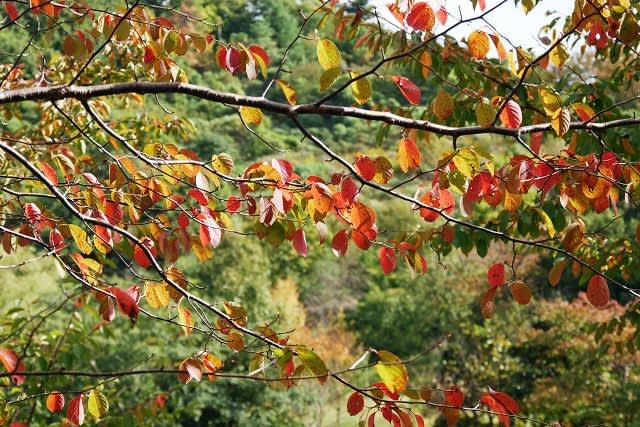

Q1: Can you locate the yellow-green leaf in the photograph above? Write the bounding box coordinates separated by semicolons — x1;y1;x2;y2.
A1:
87;389;109;419
67;224;92;255
350;73;371;105
211;153;234;174
320;67;340;91
453;148;479;178
475;102;496;128
550;43;569;67
297;347;328;384
316;39;341;70
239;107;263;126
145;282;171;308
374;350;409;394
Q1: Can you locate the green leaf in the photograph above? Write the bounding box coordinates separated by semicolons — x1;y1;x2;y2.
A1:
297;347;328;384
374;350;409;393
87;389;109;419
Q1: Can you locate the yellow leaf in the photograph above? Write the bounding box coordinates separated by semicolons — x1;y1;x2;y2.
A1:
87;390;109;419
316;39;341;70
551;108;571;137
275;80;297;105
67;224;92;255
239;106;263;126
504;191;522;212
178;303;195;336
374;350;409;394
145;282;171;308
350;72;371;105
539;88;561;117
534;207;556;238
432;91;454;121
550;43;569;67
468;30;490;59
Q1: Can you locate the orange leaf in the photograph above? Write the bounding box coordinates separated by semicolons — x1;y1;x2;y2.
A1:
46;391;65;413
397;137;421;173
406;2;435;31
480;287;497;319
468;30;490;59
587;275;610;308
391;76;421;105
510;280;532;305
0;347;25;385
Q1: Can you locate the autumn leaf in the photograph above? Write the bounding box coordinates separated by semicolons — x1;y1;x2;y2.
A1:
239;106;263;126
317;39;341;70
346;392;364;416
297;347;328;384
87;390;109;419
397;137;421;173
406;2;435;31
432;91;454;121
0;347;25;385
378;247;397;274
468;30;490;59
46;392;65;413
374;350;409;394
487;263;505;287
350;73;371;105
110;286;139;324
444;386;464;407
587;275;610;308
500;100;522;128
66;394;85;426
391;76;421;105
275;80;297;105
510;280;532;305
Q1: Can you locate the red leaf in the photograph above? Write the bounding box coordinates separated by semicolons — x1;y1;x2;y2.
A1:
406;2;435;31
248;44;270;65
24;202;42;225
379;247;397;274
479;0;487;10
341;177;359;205
391;76;421;105
110;286;139;324
444;386;464;407
187;188;208;205
46;391;65;413
37;161;58;186
49;229;65;253
331;229;349;257
355;155;376;181
346;392;365;416
143;46;156;64
500;100;522;129
104;200;123;225
292;228;307;257
133;236;156;268
66;394;84;426
0;347;25;385
5;3;19;21
197;212;222;248
587;275;610;308
177;212;190;229
415;413;425;427
530;132;543;154
226;195;241;212
492;390;520;414
487;263;505;287
437;6;448;25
